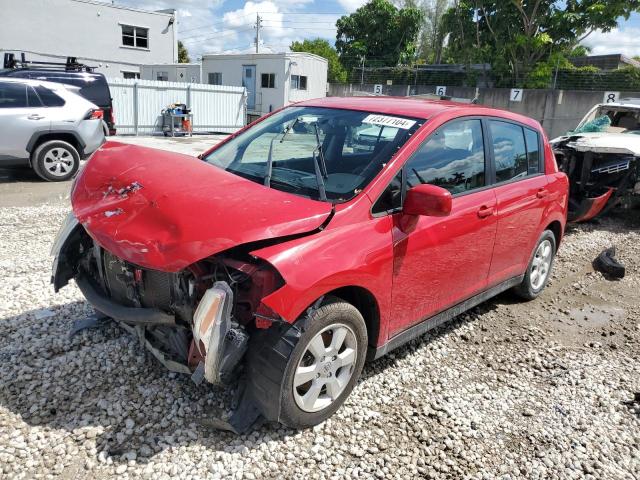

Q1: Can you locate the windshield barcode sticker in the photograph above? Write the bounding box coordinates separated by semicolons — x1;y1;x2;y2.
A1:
362;114;416;130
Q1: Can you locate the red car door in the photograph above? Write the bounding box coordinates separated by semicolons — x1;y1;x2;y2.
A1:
485;120;550;285
388;118;498;338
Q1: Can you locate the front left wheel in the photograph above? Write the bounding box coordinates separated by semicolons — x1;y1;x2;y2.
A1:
247;297;367;429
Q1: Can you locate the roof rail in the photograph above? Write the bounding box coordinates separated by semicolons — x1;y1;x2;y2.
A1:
3;53;96;72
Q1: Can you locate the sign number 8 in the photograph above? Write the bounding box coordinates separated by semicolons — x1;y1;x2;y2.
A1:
603;91;620;103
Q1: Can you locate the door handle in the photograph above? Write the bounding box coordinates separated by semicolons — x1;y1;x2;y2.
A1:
536;188;549;199
28;114;45;120
477;206;495;218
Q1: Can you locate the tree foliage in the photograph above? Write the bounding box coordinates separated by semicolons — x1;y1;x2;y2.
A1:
290;38;348;83
441;0;640;86
178;41;190;63
336;0;424;69
401;0;453;63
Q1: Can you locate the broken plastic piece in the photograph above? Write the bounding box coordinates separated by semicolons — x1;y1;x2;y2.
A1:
200;380;263;434
593;246;625;279
68;312;112;338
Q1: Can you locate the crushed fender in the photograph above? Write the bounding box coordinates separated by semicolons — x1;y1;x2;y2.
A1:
593;246;626;279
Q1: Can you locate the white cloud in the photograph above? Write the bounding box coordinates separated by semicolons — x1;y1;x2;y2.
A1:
336;0;367;12
583;27;640;58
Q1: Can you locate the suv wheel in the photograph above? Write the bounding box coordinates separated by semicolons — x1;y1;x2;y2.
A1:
32;140;80;182
247;297;367;429
514;230;556;300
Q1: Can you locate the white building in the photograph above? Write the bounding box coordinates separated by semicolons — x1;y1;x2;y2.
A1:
141;63;202;83
201;52;328;119
0;0;177;78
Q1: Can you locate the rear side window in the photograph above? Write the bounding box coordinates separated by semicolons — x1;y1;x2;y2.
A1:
27;86;42;107
524;128;541;174
34;86;65;107
490;121;528;183
404;119;486;195
0;82;27;108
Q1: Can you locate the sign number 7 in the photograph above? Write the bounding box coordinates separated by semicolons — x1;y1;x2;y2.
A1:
510;89;523;102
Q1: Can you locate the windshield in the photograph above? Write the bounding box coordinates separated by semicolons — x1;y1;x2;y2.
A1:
577;106;640;134
204;106;424;203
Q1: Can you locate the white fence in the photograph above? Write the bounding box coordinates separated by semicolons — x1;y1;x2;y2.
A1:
107;78;247;135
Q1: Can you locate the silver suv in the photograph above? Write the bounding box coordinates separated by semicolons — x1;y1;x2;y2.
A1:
0;78;105;181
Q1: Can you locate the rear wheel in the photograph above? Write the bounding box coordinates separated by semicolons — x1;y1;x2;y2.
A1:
514;230;556;300
32;140;80;182
247;297;367;429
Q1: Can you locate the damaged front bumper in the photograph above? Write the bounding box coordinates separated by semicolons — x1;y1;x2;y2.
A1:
552;136;639;222
51;215;251;387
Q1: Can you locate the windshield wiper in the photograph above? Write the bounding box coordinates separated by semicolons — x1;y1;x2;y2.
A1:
312;147;327;201
263;135;277;187
313;123;329;178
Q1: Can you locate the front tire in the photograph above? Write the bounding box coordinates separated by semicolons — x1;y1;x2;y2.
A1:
514;230;556;300
247;297;367;429
32;140;80;182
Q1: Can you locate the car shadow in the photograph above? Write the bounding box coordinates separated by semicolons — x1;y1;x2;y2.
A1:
361;299;500;382
0;301;295;468
0;291;525;467
0;166;42;183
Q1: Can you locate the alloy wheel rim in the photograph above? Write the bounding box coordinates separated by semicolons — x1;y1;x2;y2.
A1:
43;148;74;177
293;323;358;413
530;239;553;290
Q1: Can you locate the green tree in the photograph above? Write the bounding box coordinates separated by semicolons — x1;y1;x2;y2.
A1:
178;40;190;63
442;0;640;86
290;38;348;83
401;0;452;63
335;0;423;69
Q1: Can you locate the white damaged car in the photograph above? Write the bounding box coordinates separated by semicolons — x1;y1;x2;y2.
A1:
551;99;640;221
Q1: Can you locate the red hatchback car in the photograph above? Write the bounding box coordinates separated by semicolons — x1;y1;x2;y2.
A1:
52;97;568;431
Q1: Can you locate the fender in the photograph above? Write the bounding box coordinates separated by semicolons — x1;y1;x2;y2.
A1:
26;129;87;155
251;214;395;347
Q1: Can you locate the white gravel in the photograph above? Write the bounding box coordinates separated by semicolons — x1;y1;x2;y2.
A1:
1;204;639;479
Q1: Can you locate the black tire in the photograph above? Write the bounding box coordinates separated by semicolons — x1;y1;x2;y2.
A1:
32;140;80;182
513;230;557;300
246;297;367;429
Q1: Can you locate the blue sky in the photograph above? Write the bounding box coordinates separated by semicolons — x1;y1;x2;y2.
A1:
116;1;640;59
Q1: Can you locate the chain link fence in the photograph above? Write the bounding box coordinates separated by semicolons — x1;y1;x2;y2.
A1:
346;65;640;92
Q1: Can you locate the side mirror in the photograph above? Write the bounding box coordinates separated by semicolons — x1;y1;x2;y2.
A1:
404;184;452;217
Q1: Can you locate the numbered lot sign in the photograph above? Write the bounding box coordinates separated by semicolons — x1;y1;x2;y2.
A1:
603;91;620;104
510;89;523;102
435;86;447;96
373;84;383;95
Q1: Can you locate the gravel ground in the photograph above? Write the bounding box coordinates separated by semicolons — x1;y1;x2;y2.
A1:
1;203;639;480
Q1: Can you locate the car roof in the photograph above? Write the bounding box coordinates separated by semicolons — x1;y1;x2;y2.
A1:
0;76;67;90
296;96;469;119
295;96;541;129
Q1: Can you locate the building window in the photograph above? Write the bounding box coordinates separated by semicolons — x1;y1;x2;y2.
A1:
156;71;169;81
291;75;307;90
123;71;140;79
261;73;275;88
122;25;149;49
208;72;223;85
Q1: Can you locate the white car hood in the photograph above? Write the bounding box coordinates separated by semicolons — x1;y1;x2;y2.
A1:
551;132;640;156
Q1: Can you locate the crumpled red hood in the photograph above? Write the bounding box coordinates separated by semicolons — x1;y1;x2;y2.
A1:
71;142;332;272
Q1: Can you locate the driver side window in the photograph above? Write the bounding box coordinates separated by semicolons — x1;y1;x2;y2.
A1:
404;119;486;195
